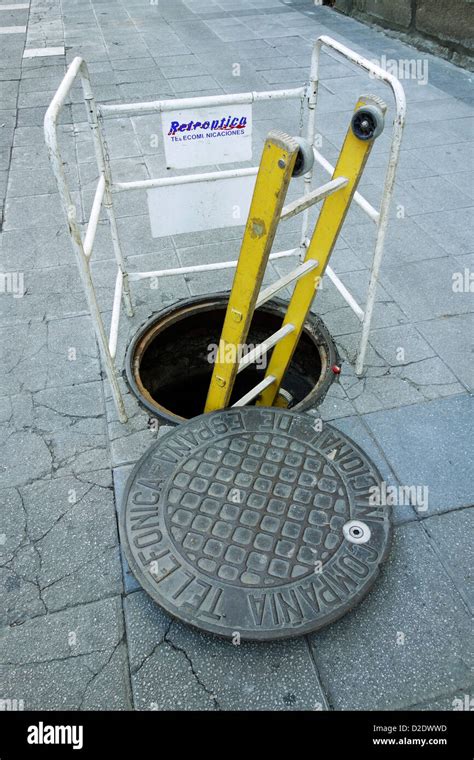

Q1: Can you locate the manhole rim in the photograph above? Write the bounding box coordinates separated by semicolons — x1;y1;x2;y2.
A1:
119;409;393;641
124;292;340;425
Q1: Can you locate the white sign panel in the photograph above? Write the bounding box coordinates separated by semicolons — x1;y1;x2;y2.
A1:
147;174;255;238
161;104;252;169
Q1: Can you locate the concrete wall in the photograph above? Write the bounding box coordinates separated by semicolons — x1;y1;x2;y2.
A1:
334;0;474;69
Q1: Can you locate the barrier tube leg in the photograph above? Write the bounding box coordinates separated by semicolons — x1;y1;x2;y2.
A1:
204;131;300;413
257;96;386;408
81;71;134;317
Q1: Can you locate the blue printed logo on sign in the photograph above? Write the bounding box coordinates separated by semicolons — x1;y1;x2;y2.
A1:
168;115;248;137
162;105;252;168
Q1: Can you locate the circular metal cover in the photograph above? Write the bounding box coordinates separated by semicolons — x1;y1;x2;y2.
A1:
120;408;391;640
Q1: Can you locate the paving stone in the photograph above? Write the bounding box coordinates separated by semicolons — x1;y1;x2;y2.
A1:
0;428;52;489
382;256;473;321
309;520;473;710
416;314;474;392
399;118;474;150
445;171;474;201
0;596;131;710
0;486;26;565
13;470;123;614
125;590;328;711
3;190;81;232
113;464;141;594
0;316;100;396
363;394;474;515
422;508;474;613
0;266;88;327
365;324;436;366
398;175;472;216
342;217;449;269
0;383;109;485
413;141;474;176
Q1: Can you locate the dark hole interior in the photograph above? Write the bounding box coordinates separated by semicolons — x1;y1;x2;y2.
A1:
136;305;323;418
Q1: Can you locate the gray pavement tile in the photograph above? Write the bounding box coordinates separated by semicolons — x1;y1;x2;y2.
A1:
363;324;436;367
363;151;437;185
313;387;357;421
118;81;174;101
416;314;474;392
422;508;473;614
3;190;81;232
0;382;109;486
104;378;159;468
363;394;474;515
403;98;473;125
413;207;474;258
382;256;473;322
0;266;88;326
309;267;408;337
155;61;208;80
336;321;464;407
1;596;131;710
413;141;474;176
401;119;474;150
113;464;141;594
111;56;155;71
0;486;26;566
398;175;472;217
169;74;220;94
337;355;462;414
445;171;474;201
342;217;449;270
0;224;74;272
6;160;77;198
309;520;473;710
114;67;169;85
17;89;59;109
0;316;100;396
0;67;20;82
0;148;9;172
0;426;53;490
124;589;328;711
17;105;72;128
1;469;122;623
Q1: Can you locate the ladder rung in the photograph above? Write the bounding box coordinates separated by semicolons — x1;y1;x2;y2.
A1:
256;260;317;308
280;176;349;221
232;375;276;408
237;323;295;373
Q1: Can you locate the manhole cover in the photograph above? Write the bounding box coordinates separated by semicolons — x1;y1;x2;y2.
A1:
120;408;391;640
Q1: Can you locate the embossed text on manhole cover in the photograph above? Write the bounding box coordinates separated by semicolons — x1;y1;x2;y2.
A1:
120;408;391;640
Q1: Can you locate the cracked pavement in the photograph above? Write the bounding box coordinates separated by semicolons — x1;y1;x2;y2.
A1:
0;0;472;711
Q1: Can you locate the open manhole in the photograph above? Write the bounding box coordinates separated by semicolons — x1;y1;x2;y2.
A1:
125;293;340;424
120;407;391;640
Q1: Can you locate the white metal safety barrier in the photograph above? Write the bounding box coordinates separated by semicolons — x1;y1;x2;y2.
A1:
44;35;406;423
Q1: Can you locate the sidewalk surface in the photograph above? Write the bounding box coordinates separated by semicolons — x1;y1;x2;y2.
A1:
0;0;472;710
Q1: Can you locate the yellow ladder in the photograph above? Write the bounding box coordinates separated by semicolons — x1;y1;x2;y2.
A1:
205;96;386;412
